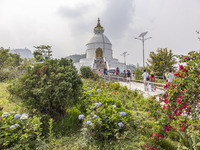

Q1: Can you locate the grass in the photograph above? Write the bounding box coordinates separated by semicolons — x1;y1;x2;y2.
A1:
0;82;25;113
0;82;14;112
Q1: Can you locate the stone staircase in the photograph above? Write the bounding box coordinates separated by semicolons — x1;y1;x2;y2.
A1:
93;59;107;74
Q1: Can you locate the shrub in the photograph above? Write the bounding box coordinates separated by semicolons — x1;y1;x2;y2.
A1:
53;106;82;136
0;69;20;82
0;111;42;149
79;81;132;142
8;58;83;120
80;66;94;79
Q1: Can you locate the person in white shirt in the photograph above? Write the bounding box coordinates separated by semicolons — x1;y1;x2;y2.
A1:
142;70;149;91
167;69;174;83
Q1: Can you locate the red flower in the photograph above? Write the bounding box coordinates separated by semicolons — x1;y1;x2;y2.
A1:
179;65;184;70
163;105;166;109
185;56;189;59
150;147;157;150
174;72;180;76
177;98;181;104
164;98;169;104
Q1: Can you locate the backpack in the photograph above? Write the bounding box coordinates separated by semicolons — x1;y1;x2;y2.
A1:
151;75;155;82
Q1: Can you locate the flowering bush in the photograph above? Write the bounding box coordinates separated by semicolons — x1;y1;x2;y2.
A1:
0;111;42;149
79;81;132;141
161;51;200;148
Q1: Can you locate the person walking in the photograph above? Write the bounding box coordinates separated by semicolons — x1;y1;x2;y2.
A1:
167;69;174;83
127;70;131;83
149;71;156;91
123;70;126;81
142;70;149;91
131;73;135;82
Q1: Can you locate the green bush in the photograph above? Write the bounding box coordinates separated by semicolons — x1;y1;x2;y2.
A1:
0;69;20;82
0;111;42;149
80;66;94;79
53;106;82;136
79;81;132;142
8;58;83;120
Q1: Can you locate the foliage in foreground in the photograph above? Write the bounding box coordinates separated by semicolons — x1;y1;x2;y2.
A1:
8;58;83;120
160;50;200;149
79;82;132;141
0;111;42;149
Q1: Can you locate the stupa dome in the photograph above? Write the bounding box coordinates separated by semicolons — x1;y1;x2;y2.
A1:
87;34;111;45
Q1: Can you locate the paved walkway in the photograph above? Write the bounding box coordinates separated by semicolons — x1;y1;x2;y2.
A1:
119;81;164;98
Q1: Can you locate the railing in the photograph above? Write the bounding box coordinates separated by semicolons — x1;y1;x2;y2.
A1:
99;74;166;97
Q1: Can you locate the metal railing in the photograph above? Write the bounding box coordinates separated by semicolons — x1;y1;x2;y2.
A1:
99;74;166;97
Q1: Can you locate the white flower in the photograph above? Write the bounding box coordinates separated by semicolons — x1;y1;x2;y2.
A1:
20;115;28;120
2;112;10;118
112;105;117;108
87;120;92;125
78;114;85;120
10;125;16;129
98;102;102;106
14;123;20;127
14;114;21;119
95;102;102;107
92;115;97;119
120;112;126;116
118;122;124;127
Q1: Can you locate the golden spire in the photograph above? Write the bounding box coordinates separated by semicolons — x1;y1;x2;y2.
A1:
95;17;103;30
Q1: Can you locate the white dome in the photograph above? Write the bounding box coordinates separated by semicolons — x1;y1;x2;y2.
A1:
87;34;111;45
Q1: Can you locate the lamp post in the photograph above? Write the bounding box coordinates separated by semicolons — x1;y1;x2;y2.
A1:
135;31;152;67
120;52;129;71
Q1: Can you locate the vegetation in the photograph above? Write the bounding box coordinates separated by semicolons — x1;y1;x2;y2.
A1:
80;66;94;79
8;58;82;120
147;48;177;77
33;45;52;62
1;47;200;149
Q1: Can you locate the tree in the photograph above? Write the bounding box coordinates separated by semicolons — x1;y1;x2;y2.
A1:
33;45;52;62
147;48;177;77
0;47;22;69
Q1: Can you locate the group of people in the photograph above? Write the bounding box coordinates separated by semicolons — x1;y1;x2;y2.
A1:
142;69;174;92
116;67;135;82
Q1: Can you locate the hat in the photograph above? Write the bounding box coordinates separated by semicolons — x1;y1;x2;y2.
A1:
151;71;154;75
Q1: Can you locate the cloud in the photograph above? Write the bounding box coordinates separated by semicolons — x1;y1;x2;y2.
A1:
102;0;135;38
58;4;91;19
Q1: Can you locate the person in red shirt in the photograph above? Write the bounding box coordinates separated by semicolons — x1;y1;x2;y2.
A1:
149;71;156;91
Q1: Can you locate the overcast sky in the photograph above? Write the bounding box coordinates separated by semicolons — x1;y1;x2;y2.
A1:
0;0;200;66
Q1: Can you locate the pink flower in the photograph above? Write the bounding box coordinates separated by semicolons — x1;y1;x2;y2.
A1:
171;85;175;89
177;98;181;104
174;72;180;76
164;83;170;89
179;65;184;70
185;56;189;59
150;147;157;150
164;98;169;104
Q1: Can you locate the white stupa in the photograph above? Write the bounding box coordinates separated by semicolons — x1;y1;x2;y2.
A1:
75;18;125;73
